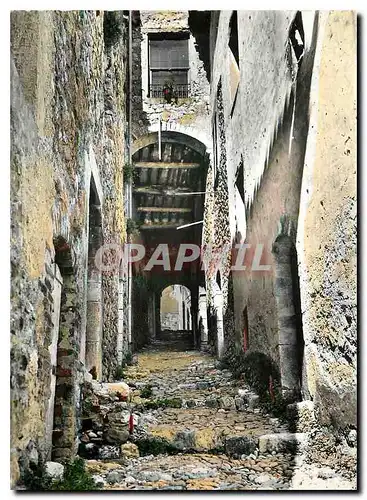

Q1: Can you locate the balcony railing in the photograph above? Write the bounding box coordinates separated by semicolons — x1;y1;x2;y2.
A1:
149;83;190;99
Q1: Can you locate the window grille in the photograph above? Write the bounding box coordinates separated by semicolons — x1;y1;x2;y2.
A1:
148;35;190;98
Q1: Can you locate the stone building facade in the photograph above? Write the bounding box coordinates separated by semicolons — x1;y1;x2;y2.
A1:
196;10;356;432
129;10;211;349
11;10;129;485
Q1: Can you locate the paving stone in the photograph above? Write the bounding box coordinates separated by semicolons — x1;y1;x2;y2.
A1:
225;436;257;458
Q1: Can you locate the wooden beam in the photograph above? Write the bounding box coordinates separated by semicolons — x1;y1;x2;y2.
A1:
137;207;192;213
133;186;194;195
140;224;189;230
133;161;201;169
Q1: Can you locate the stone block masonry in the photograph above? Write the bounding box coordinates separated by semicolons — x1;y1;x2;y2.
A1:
11;10;129;486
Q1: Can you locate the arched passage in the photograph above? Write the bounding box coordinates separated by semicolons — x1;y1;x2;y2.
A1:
273;234;304;394
130;130;209;353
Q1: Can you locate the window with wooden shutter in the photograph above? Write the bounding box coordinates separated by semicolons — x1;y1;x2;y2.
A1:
148;34;190;98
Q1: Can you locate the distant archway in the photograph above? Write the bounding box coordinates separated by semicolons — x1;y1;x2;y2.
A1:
160;284;191;332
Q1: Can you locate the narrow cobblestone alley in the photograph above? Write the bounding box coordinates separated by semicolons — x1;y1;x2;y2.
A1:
10;9;357;491
80;337;356;491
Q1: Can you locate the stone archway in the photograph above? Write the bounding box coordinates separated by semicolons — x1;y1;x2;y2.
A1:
130;130;209;352
160;284;192;332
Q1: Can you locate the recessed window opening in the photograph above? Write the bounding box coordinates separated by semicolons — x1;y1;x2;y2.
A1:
289;11;305;64
235;156;245;204
229;11;239;67
148;33;190;98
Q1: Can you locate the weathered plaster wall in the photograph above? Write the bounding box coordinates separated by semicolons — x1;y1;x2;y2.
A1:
202;11;303;364
209;10;297;209
297;11;357;430
10;10;128;485
202;9;356;430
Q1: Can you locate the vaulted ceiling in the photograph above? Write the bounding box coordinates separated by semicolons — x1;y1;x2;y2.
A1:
132;141;206;230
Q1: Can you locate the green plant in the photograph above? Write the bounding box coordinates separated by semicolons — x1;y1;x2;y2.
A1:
125;351;133;365
143;397;182;410
21;463;53;491
135;437;178;456
115;365;125;380
133;274;150;291
126;218;142;236
123;163;136;183
53;457;101;491
103;11;123;49
260;389;289;420
22;458;101;491
140;384;153;399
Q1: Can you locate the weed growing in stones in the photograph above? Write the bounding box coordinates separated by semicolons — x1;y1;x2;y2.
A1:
21;463;53;491
260;390;289;421
103;11;124;49
140;384;153;399
21;458;101;491
136;437;178;456
115;365;125;380
143;397;182;410
124;351;134;366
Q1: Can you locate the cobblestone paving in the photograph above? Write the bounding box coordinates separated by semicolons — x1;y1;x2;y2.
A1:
82;340;357;491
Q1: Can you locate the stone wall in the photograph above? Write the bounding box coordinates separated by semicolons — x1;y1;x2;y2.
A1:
10;10;128;485
200;10;356;431
296;11;357;430
202;11;302;363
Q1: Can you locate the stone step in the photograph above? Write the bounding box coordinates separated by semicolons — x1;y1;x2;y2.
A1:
258;432;308;454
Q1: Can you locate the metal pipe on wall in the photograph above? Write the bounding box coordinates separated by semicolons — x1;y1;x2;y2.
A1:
127;10;133;348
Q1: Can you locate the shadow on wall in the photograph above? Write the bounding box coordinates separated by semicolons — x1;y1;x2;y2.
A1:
273;234;304;399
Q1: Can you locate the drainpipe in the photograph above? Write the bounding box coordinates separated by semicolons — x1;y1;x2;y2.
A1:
127;10;133;350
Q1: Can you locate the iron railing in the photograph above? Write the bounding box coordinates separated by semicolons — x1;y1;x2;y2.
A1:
149;83;190;99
